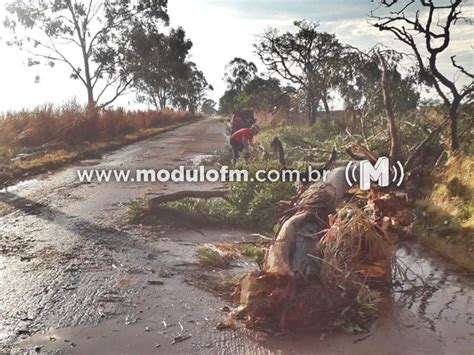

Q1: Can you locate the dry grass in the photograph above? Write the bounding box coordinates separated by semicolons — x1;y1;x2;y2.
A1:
0;103;197;150
318;206;394;285
312;206;393;331
0;102;200;186
414;154;474;272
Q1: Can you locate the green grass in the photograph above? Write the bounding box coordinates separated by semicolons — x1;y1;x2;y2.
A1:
161;159;295;232
196;246;235;268
128;197;148;223
240;243;265;263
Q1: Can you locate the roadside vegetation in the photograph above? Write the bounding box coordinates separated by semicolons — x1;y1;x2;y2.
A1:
0;104;200;187
212;7;474;276
143;107;471;331
414;155;474;272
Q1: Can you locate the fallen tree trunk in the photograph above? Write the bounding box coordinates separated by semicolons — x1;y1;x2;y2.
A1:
404;120;448;170
143;189;229;226
149;189;228;208
263;167;351;278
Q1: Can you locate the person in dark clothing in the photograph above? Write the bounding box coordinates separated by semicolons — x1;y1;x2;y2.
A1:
230;109;256;134
229;124;260;165
230;113;243;134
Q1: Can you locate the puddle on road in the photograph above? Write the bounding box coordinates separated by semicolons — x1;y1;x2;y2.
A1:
391;244;473;342
189;154;214;167
240;243;474;354
72;159;102;168
0;179;40;194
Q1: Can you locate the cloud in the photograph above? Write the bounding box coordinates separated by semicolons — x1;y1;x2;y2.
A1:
0;0;472;111
201;0;375;22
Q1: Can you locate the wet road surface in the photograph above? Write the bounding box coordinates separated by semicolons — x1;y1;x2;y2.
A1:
1;119;472;354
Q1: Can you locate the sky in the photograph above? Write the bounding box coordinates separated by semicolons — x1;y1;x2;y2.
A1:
0;0;472;113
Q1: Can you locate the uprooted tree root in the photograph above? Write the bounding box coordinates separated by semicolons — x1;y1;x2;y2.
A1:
233;271;381;333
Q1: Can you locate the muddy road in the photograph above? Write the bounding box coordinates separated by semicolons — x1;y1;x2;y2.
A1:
1;119;473;354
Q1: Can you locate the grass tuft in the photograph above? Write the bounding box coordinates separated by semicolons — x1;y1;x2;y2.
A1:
196;245;237;268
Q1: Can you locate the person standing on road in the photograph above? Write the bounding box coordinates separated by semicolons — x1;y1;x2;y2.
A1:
230;113;243;134
229;124;260;165
230;109;256;134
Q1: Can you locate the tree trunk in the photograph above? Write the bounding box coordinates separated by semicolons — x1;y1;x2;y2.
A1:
313;98;320;123
307;106;313;125
66;1;95;109
86;85;95;109
360;113;368;145
147;86;160;110
307;102;315;125
78;25;94;108
377;52;400;162
322;94;330;119
404;119;447;170
449;98;460;151
307;91;317;125
271;137;286;168
153;98;160;111
149;190;228;208
159;96;167;110
261;168;352;276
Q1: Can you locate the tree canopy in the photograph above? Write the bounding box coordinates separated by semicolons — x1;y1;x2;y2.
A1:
4;0;170;108
255;20;345;123
224;57;258;91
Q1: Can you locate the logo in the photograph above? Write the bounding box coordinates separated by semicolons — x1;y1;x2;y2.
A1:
345;157;404;190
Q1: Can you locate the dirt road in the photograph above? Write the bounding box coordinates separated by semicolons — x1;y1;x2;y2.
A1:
1;119;472;354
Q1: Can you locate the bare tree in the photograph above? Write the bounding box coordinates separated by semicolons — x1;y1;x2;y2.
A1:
4;0;169;108
370;0;474;151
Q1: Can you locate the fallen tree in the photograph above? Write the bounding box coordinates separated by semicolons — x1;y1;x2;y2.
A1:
231;166;394;332
143;189;230;226
149;189;229;207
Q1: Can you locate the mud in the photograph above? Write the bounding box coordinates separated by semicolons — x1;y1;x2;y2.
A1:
1;119;472;354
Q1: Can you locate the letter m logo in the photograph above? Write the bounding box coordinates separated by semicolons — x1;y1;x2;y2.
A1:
359;157;390;190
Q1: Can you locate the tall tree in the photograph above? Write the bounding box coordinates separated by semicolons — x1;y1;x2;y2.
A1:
337;47;419;148
127;27;193;110
219;89;245;114
370;0;473;151
173;62;212;114
223;57;258;91
4;0;169;108
377;50;401;161
201;99;217;116
245;77;286;112
255;20;344;124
